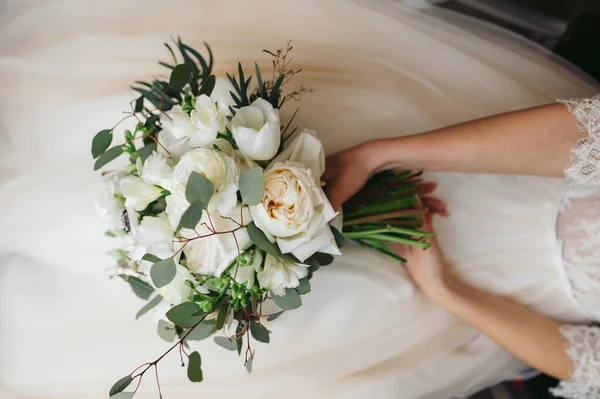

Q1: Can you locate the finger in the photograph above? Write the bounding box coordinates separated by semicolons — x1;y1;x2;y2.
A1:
422;197;449;217
323;180;344;210
418;182;437;195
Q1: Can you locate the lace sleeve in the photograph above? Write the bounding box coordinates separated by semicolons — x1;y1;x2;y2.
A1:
550;324;600;399
558;95;600;188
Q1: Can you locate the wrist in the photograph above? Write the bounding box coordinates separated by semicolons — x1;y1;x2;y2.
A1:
363;137;408;174
426;273;467;305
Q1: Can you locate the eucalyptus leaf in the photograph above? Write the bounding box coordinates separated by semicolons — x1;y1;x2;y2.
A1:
134;96;144;113
330;226;347;248
246;223;281;258
141;253;161;263
198;75;216;96
272;288;302;310
135;295;163;320
186;171;215;204
185;320;215;341
169;64;193;90
296;278;311;295
94;145;123;170
215;302;228;330
187;351;203;383
110;392;135;399
119;274;154;300
250;322;270;343
236;322;244;354
214;336;237;351
311;252;334;266
91;129;113;159
246;356;253;373
157;319;176;342
179;201;207;230
150;258;177;288
166;302;205;327
109;375;132;396
239;167;264;205
137;142;158;163
266;310;285;321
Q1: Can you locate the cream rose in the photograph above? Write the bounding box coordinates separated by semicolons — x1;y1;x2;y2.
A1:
250;161;340;262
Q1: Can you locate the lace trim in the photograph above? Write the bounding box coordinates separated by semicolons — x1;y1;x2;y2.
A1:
559;95;600;188
551;325;600;399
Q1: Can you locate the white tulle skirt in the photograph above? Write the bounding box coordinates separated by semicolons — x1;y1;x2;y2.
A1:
0;1;597;398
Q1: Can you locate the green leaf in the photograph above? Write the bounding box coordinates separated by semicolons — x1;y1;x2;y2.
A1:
142;253;161;263
296;278;311;295
94;145;123;170
157;319;176;342
150;258;177;288
239;167;264;205
91;129;113;158
311;252;334;266
214;336;237;351
110;393;135;399
330;226;347;248
135;295;163;320
255;62;267;99
169;63;193;90
185;320;215;341
236;322;244;354
198;75;216;96
166;302;205;327
246;223;281;258
186;171;214;204
109;375;132;396
272;288;302;310
266;310;285;321
119;274;154;300
137;142;157;163
269;74;285;108
246;356;253;373
250;321;270;343
215;302;228;330
134;96;144;113
187;351;203;383
179;201;207;230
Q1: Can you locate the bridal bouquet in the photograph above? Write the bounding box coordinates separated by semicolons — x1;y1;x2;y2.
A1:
92;39;432;398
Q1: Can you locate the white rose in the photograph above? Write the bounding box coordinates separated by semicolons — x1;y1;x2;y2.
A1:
139;249;193;305
129;213;174;261
96;171;126;230
257;254;308;296
231;98;281;161
210;77;237;117
250;161;340;262
166;148;239;228
189;94;225;147
182;206;252;277
231;248;263;289
231;149;259;173
138;152;172;191
273;129;325;178
120;175;163;212
157;128;192;162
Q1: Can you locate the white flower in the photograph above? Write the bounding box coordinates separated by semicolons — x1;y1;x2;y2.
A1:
183;206;252;278
139;249;193;305
231;248;263;289
250;161;340;262
189;94;225;147
138;152;172;191
156;128;192;162
231;149;259;173
231;98;281;161
120;175;163;212
166;148;239;228
257;254;308;296
129;213;174;261
210;77;237;117
160;106;196;140
96;171;126;230
273;129;325;178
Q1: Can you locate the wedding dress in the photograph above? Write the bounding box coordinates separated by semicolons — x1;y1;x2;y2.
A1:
0;1;598;398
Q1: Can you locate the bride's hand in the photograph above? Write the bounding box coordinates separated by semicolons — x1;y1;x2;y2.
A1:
392;215;452;302
323;142;379;210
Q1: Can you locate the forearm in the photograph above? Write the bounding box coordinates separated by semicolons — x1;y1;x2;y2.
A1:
435;278;572;380
367;103;579;176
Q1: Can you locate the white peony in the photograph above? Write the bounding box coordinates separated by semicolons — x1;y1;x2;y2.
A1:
120;175;163;212
250;161;340;262
210;77;237;117
129;213;174;261
166;148;239;228
160;106;197;141
139;151;172;191
182;206;252;278
139;249;193;305
96;171;126;230
231;248;263;289
157;128;192;162
189;94;225;147
230;98;281;161
257;254;308;296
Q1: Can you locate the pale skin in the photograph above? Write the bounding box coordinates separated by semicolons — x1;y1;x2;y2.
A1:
324;103;583;381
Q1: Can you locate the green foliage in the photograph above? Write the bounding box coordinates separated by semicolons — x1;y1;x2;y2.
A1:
269;74;285;108
215;302;228;330
110;393;135;399
250;321;270;343
135;295;163;320
246;356;253;373
94;145;123;170
239;167;264;205
166;302;205;327
109;375;132;397
119;274;154;300
187;351;203;382
137;142;158;163
266;310;285;321
272;288;302;310
134;96;144;113
247;223;298;263
185;319;215;341
157;319;176;342
150;258;177;288
91;129;113;158
296;278;311;295
169;64;193;90
179;201;207;230
214;336;237;351
330;226;346;248
185;172;214;204
198;75;216;96
255;62;267;99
